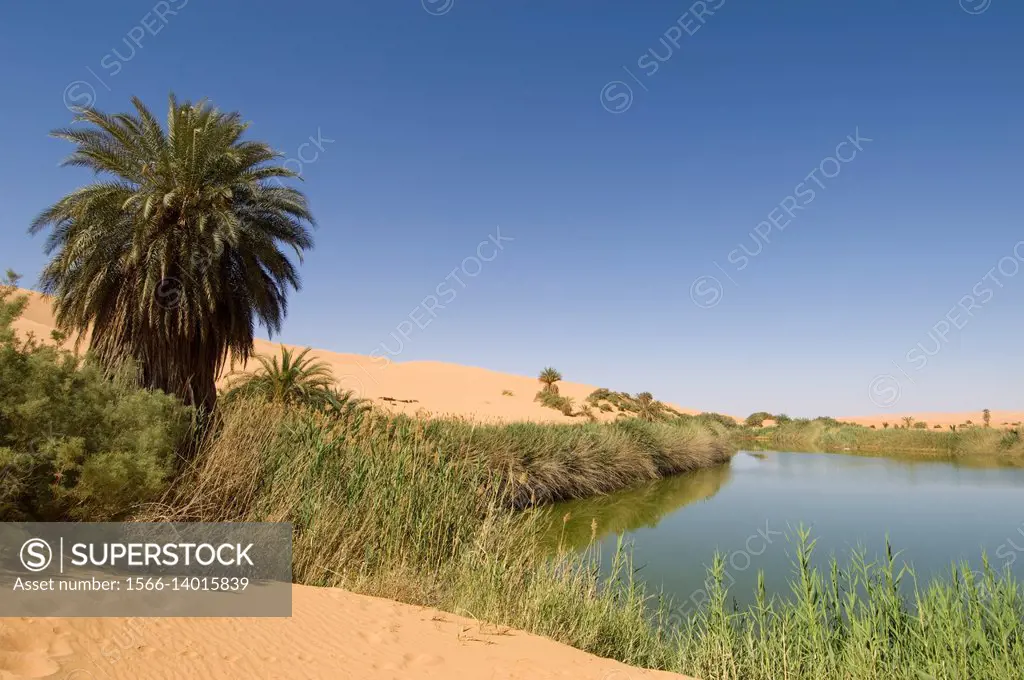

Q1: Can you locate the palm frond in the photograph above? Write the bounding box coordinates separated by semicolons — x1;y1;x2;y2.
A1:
30;94;316;411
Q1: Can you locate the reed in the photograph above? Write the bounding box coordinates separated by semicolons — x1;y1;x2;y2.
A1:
150;401;1023;678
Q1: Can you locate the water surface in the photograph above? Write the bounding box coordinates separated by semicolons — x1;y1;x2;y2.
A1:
543;451;1024;611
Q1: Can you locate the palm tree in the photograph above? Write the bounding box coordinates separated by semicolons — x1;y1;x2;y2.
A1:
635;391;664;423
223;346;364;414
901;416;914;429
983;408;991;427
538;367;562;394
29;95;314;411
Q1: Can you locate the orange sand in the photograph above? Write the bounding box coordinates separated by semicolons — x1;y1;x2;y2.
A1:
12;288;702;424
0;585;690;679
839;412;1024;430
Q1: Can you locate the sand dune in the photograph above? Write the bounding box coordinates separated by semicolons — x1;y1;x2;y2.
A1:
0;585;690;679
839;411;1024;430
12;288;1022;429
11;288;701;424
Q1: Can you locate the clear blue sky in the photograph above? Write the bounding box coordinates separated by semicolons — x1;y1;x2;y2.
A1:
2;0;1022;418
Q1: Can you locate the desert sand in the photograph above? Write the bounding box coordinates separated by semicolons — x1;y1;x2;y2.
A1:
838;412;1022;429
11;288;701;424
12;287;1024;430
0;585;690;679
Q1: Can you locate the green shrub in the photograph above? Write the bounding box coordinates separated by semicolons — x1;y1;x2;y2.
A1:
535;389;571;412
0;279;192;520
745;411;773;427
697;412;738;429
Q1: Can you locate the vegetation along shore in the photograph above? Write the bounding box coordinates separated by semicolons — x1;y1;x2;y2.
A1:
735;413;1024;465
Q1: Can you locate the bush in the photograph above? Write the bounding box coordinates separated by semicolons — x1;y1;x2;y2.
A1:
535;389;572;413
697;412;738;429
745;411;773;427
0;280;192;520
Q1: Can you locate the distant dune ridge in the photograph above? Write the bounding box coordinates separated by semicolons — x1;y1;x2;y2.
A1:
12;287;1022;428
12;288;701;423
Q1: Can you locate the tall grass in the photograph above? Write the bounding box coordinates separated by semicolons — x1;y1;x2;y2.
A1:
150;401;1023;678
743;421;1024;464
670;530;1024;679
152;400;731;587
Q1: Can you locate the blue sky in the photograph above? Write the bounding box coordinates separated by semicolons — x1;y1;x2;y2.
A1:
1;0;1022;418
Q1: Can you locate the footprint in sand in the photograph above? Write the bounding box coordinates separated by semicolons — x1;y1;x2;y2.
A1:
0;628;75;679
0;650;61;678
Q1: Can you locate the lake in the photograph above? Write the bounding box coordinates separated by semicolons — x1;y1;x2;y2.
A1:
542;450;1024;613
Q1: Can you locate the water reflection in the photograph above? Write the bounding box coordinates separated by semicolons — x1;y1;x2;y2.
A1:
539;462;733;552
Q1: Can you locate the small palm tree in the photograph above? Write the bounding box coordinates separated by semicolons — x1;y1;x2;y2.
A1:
983;409;991;427
635;392;664;423
224;346;363;414
30;95;315;412
538;367;562;394
902;416;914;429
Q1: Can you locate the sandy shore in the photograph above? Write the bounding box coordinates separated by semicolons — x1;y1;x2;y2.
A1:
0;585;690;679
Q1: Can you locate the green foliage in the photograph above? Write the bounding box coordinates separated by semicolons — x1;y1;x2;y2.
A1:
697;412;739;429
586;388;637;413
30;95;315;411
538;367;562;392
535;388;571;412
559;396;576;416
0;279;191;520
634;391;666;422
585;388;681;423
669;530;1024;679
745;411;773;427
914;421;928;429
773;413;792;424
222;345;367;418
743;417;1024;463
